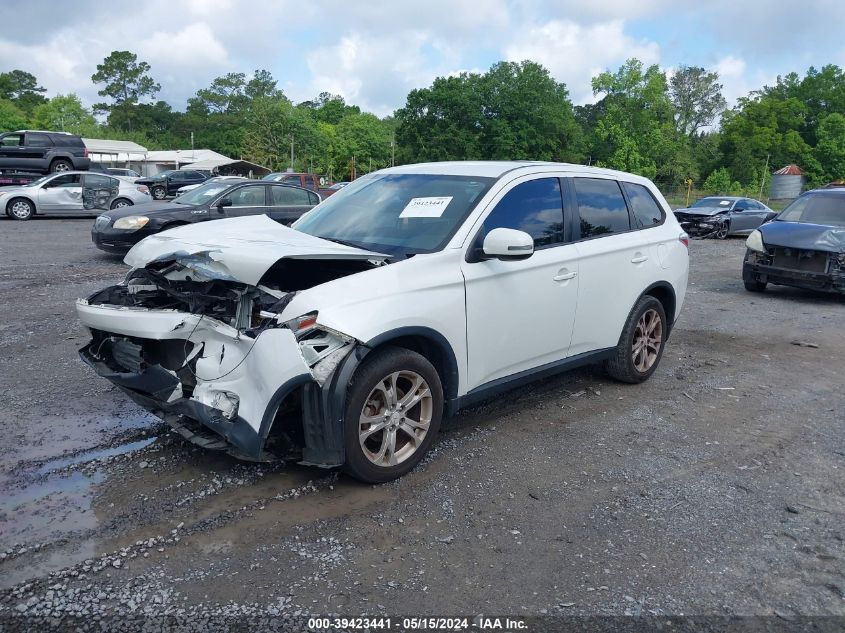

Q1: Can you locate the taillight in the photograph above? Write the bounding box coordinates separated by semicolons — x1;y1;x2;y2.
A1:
84;148;89;158
137;185;149;194
679;233;689;248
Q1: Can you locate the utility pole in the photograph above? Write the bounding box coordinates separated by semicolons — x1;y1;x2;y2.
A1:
190;132;194;158
290;136;294;172
391;132;395;167
759;153;770;199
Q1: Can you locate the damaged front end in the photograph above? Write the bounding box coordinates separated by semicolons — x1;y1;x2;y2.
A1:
743;246;845;293
77;251;376;466
674;211;729;239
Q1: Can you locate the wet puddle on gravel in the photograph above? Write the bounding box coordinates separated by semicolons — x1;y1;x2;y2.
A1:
0;437;157;550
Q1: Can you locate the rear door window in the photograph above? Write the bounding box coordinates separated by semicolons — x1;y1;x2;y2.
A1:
271;185;310;206
482;178;565;248
622;182;664;228
573;178;631;238
26;133;52;147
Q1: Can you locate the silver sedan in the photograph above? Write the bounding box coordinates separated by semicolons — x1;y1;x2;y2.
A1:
0;171;151;221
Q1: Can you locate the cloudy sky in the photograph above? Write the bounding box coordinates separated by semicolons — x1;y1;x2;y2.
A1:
2;0;843;116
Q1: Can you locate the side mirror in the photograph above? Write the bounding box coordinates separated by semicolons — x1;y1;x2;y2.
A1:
217;198;232;211
481;228;534;260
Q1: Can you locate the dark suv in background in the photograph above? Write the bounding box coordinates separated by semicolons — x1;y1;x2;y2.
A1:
135;170;208;200
0;130;91;174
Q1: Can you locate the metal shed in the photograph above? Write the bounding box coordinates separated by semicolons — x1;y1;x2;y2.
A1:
770;164;805;200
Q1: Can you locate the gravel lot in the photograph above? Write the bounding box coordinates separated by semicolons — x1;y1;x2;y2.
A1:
0;216;843;627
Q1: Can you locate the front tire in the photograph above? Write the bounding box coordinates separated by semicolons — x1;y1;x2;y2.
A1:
343;347;443;483
605;295;667;384
714;221;730;239
7;198;35;220
744;279;767;292
151;186;166;200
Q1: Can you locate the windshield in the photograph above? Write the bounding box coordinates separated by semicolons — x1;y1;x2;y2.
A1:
293;173;495;256
174;181;232;206
776;193;845;228
24;176;51;188
692;197;734;208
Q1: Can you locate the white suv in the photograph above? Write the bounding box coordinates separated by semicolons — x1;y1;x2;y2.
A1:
77;162;689;482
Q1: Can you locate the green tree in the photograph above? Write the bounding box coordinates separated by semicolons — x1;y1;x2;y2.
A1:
0;99;27;132
670;66;726;137
396;60;582;163
0;70;47;114
589;59;678;181
31;94;97;135
188;73;247;114
814;112;845;183
702;167;732;194
242;96;319;171
91;51;161;130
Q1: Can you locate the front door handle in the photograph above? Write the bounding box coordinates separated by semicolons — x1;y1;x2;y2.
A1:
631;255;648;264
553;271;577;282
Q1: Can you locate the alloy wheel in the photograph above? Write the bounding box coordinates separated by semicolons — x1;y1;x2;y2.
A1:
10;201;32;219
358;370;433;467
631;308;663;373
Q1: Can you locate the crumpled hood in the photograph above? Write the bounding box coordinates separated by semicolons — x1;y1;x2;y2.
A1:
124;214;388;285
759;220;845;253
674;207;727;217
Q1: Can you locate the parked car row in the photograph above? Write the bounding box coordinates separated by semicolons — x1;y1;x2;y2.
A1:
8;157;830;485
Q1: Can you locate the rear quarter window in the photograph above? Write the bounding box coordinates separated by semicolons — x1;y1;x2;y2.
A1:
573;178;631;238
622;182;665;228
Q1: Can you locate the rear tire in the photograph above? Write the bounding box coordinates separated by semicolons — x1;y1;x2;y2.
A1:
50;159;73;173
744;279;767;292
110;198;133;210
7;198;35;221
605;295;667;384
343;346;443;483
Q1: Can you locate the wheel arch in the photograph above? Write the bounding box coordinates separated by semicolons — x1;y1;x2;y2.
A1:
639;281;677;332
365;327;460;402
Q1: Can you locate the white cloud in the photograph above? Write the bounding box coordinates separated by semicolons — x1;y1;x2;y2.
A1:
714;55;775;107
504;19;661;104
139;23;230;69
303;31;456;116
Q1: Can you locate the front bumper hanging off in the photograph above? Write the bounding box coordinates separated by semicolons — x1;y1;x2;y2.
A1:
76;300;361;465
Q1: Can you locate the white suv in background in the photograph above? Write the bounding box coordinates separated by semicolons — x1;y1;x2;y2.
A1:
77;161;689;482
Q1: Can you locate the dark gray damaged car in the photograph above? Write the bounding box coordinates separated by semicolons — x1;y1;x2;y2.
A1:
743;189;845;294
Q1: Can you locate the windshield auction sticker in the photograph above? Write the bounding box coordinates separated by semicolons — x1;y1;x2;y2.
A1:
399;196;453;218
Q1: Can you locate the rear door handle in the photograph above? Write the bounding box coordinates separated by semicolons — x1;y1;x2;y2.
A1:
631;255;648;264
553;271;577;282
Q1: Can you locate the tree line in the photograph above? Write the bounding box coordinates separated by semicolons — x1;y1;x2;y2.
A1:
1;50;843;188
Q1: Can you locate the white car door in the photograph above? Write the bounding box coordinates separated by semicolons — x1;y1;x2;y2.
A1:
567;177;663;357
461;176;579;391
36;173;83;212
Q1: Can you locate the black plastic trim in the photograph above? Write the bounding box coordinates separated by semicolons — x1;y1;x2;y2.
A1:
448;347;614;414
